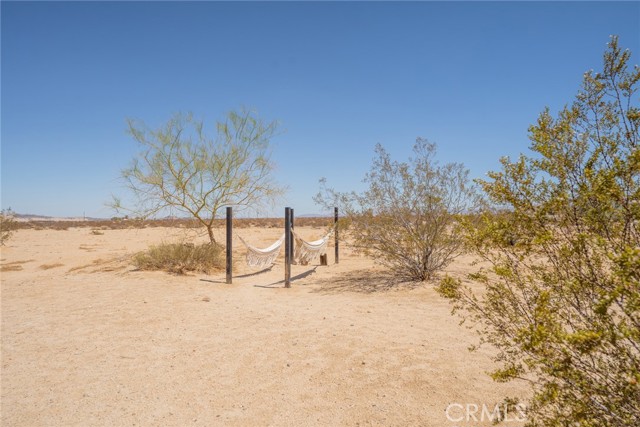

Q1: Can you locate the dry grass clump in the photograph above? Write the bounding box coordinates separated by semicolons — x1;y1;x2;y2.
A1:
39;263;64;270
133;242;224;275
1;259;34;272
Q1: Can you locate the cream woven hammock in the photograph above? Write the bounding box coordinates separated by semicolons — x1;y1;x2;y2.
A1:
238;234;285;269
293;230;332;265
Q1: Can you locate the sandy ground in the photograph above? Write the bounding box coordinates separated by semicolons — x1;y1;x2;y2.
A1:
1;225;528;426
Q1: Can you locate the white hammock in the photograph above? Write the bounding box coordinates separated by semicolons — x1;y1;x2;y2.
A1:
293;230;332;265
238;234;285;269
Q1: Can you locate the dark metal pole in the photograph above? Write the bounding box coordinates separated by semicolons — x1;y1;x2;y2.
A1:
226;207;233;284
334;207;339;264
290;208;295;265
284;207;291;288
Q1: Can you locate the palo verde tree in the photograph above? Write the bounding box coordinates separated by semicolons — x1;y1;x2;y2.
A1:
315;138;480;282
113;109;285;244
437;37;639;426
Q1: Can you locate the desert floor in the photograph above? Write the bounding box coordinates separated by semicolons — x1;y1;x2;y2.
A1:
1;225;528;426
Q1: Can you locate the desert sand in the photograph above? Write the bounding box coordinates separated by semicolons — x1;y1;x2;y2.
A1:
1;224;528;426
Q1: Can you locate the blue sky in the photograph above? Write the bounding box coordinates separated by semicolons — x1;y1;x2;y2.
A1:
2;1;639;218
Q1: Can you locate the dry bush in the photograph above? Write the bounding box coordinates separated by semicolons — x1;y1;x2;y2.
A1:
316;139;480;282
133;242;224;275
0;209;17;245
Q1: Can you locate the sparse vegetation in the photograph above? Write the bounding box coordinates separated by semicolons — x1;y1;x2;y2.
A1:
316;138;480;282
7;217;328;232
39;263;65;270
0;208;17;245
133;242;225;275
0;259;34;272
437;37;639;426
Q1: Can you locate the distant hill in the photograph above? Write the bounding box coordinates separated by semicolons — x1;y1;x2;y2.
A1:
13;213;105;222
15;213;53;220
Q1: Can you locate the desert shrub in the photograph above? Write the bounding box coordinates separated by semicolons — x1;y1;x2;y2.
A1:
0;208;17;245
316;138;480;281
133;242;224;275
113;109;284;243
437;37;639;426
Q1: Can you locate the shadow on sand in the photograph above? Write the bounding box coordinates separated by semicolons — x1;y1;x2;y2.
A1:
199;266;276;284
255;266;319;289
310;269;423;294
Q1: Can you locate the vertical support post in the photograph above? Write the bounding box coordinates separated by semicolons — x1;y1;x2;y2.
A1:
290;208;295;265
290;208;295;230
284;207;292;288
226;206;233;284
334;207;339;264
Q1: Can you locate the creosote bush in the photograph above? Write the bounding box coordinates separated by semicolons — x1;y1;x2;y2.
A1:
437;36;639;426
133;242;224;275
316;139;480;282
0;208;17;245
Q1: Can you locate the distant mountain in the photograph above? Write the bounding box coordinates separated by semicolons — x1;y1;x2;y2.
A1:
13;213;105;221
297;213;333;218
15;213;53;220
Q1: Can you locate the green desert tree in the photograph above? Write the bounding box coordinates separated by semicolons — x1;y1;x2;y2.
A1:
113;109;285;244
437;36;639;426
315;138;480;282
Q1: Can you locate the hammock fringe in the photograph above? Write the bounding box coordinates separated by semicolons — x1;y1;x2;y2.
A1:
293;229;332;265
237;227;334;268
238;234;285;269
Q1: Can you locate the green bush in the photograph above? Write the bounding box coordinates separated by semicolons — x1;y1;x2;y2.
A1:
0;208;16;245
133;242;224;275
438;37;639;426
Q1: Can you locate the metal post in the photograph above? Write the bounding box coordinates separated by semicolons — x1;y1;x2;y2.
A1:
334;207;339;264
284;207;291;288
226;207;233;284
290;208;295;265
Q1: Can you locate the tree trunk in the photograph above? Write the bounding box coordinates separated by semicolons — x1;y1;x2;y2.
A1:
207;226;216;244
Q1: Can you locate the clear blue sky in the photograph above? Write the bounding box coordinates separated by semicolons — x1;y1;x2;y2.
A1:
2;1;639;218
